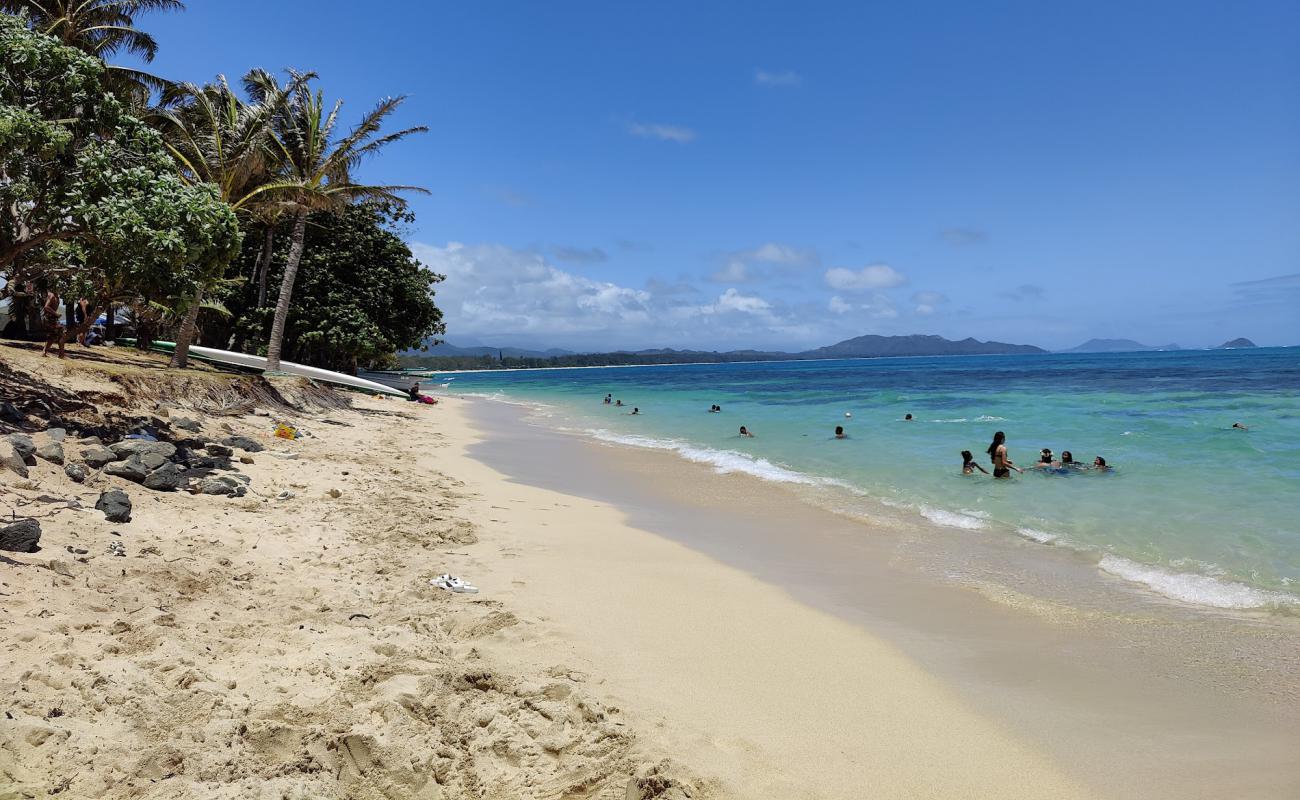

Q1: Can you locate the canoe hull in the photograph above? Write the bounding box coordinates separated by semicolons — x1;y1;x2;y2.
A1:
137;341;408;398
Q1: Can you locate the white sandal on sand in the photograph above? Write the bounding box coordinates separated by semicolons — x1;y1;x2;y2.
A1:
431;574;479;594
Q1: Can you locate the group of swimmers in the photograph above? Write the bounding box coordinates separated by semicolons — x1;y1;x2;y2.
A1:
967;431;1112;479
604;396;1120;480
603;394;639;414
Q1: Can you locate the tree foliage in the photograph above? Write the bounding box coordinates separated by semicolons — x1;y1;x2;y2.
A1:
211;202;444;372
0;13;240;308
250;69;429;370
0;0;185;103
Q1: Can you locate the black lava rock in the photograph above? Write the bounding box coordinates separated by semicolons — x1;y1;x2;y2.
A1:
0;519;41;552
95;489;132;523
221;436;264;453
143;462;185;492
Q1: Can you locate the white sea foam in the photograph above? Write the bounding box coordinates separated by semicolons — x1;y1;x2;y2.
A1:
975;415;1006;422
931;418;969;424
587;430;830;486
919;506;988;530
1016;527;1059;544
1098;555;1299;610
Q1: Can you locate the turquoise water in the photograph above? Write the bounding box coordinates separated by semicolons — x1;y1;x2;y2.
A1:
441;349;1300;610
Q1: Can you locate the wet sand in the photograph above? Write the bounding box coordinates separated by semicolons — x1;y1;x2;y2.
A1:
465;398;1300;800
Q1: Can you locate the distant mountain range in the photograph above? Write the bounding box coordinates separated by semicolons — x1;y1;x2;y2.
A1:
1062;338;1182;353
402;334;1048;368
1215;338;1257;349
805;334;1045;358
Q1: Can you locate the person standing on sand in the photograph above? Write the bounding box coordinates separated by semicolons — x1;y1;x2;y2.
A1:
986;431;1021;478
41;289;65;359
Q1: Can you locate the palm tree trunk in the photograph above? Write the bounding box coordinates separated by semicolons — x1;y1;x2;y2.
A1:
169;287;204;368
264;209;308;372
255;224;275;308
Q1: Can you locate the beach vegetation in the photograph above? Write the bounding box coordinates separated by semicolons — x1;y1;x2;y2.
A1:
0;5;440;374
0;12;241;336
214;201;445;373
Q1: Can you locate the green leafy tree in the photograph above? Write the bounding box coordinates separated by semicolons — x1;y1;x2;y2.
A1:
0;0;184;103
0;14;240;333
247;70;428;372
216;202;444;372
149;71;303;366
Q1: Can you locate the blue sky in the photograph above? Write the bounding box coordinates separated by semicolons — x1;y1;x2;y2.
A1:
134;1;1299;351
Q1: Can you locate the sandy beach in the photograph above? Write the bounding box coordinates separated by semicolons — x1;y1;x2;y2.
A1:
3;345;1297;799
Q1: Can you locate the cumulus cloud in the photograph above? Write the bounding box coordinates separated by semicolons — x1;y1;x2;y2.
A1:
710;260;754;283
411;243;652;341
713;288;772;315
824;264;907;291
551;245;609;264
941;227;988;246
911;290;949;315
826;293;898;318
627;121;697;143
412;242;825;350
755;69;801;87
1000;283;1046;301
710;242;819;283
828;296;854;314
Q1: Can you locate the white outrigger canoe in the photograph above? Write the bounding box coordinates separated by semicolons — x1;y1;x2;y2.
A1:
138;341;408;398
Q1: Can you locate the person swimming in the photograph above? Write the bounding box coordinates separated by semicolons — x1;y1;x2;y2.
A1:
904;413;913;421
986;431;1022;478
834;425;847;439
962;450;988;475
615;399;623;406
1034;448;1055;468
1092;456;1111;471
709;404;721;412
739;425;754;437
630;407;640;415
1232;422;1249;431
1060;450;1085;470
604;393;612;404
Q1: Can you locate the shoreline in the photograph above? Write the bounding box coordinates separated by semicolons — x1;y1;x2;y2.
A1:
4;342;1295;798
458;396;1300;799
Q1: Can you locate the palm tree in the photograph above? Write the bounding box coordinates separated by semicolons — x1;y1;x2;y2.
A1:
0;0;185;104
249;72;428;372
150;71;301;367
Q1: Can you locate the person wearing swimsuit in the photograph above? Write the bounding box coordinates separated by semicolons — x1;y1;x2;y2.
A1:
986;431;1021;478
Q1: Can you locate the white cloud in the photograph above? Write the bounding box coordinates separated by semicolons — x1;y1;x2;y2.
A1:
826;293;898;318
911;290;949;314
755;69;801;87
714;288;772;315
710;260;753;283
627;121;697;143
742;242;818;266
824;264;907;291
710;242;819;283
412;242;652;340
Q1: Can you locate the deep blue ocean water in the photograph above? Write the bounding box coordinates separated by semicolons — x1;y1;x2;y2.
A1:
441;348;1300;610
